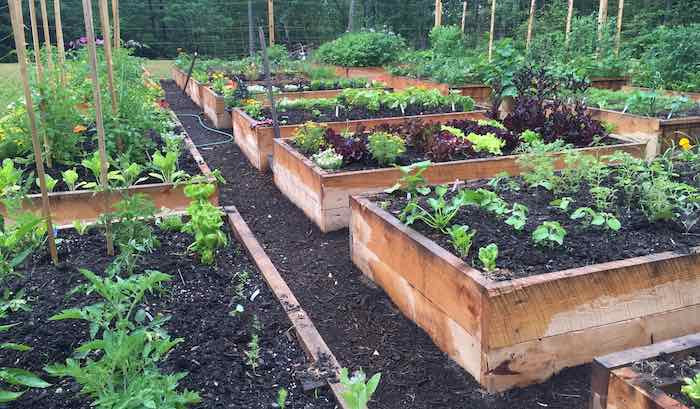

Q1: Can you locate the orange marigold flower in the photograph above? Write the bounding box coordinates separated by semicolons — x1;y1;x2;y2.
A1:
679;137;693;151
73;124;87;133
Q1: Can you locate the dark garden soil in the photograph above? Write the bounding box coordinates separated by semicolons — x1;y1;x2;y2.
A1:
22;126;202;194
164;79;594;409
633;352;700;408
378;163;700;281
0;226;335;409
264;105;472;126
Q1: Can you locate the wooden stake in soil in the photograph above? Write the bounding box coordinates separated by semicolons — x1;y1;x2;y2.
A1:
81;0;115;256
258;26;280;140
54;0;66;71
597;0;608;49
8;0;58;265
247;0;254;57
38;0;53;71
461;1;468;32
267;0;275;45
488;0;497;62
565;0;574;45
27;0;52;169
98;0;118;116
111;0;120;49
615;0;624;55
526;0;536;49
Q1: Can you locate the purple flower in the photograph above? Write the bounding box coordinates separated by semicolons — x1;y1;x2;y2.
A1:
79;36;87;44
96;38;104;45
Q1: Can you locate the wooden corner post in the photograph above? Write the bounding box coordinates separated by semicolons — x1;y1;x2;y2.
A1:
8;0;58;264
81;0;115;256
461;1;468;32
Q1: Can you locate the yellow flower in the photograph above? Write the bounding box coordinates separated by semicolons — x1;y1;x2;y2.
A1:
73;124;87;134
242;98;259;106
679;137;693;151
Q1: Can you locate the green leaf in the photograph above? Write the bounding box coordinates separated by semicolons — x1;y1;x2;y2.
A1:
0;368;51;388
607;218;622;231
0;323;19;333
1;343;32;352
0;389;25;403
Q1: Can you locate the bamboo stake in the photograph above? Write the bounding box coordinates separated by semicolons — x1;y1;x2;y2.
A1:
111;0;120;48
98;0;118;116
526;0;536;49
461;1;467;32
39;0;53;72
615;0;624;55
8;0;58;265
565;0;574;45
81;0;115;256
597;0;608;48
267;0;274;45
436;0;442;27
54;0;66;71
28;0;52;169
488;0;496;62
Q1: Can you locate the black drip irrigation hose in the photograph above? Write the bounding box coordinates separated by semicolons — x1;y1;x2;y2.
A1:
176;113;233;148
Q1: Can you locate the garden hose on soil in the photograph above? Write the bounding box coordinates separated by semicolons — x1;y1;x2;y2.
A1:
176;113;233;148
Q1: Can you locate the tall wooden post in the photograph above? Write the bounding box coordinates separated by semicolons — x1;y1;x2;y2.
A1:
615;0;624;55
8;0;58;265
597;0;608;47
38;0;53;71
259;27;280;140
54;0;66;70
347;0;355;32
111;0;120;48
82;0;115;256
27;0;52;168
565;0;574;45
267;0;275;45
526;0;536;49
98;0;118;116
488;0;497;62
461;1;468;32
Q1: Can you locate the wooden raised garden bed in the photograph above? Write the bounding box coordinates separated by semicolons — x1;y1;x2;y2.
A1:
274;138;646;232
231;108;488;171
349;196;700;393
588;107;700;157
591;333;700;409
328;65;392;82
172;67;188;89
185;77;204;107
621;85;700;103
200;84;231;128
3;114;219;226
452;84;492;103
591;77;630;91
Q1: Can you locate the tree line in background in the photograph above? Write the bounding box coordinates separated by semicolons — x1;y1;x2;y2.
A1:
1;0;699;62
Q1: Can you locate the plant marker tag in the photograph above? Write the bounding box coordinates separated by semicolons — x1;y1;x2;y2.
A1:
250;289;260;301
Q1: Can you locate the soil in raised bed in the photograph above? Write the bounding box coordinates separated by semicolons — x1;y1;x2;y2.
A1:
264;105;472;126
633;353;700;408
377;162;700;280
21;127;202;194
0;225;335;409
165;79;595;409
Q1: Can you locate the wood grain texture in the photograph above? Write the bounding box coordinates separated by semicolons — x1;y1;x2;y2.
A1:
275;138;645;231
590;77;630;91
225;207;350;409
606;368;688;409
350;194;700;392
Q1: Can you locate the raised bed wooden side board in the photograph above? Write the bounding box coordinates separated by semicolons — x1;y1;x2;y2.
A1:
590;333;700;409
588;107;700;157
621;85;700;103
232;108;489;171
328;65;392;82
2;113;219;226
172;67;187;89
591;77;630;91
349;196;700;392
274;138;645;232
452;84;492;103
200;85;231;129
